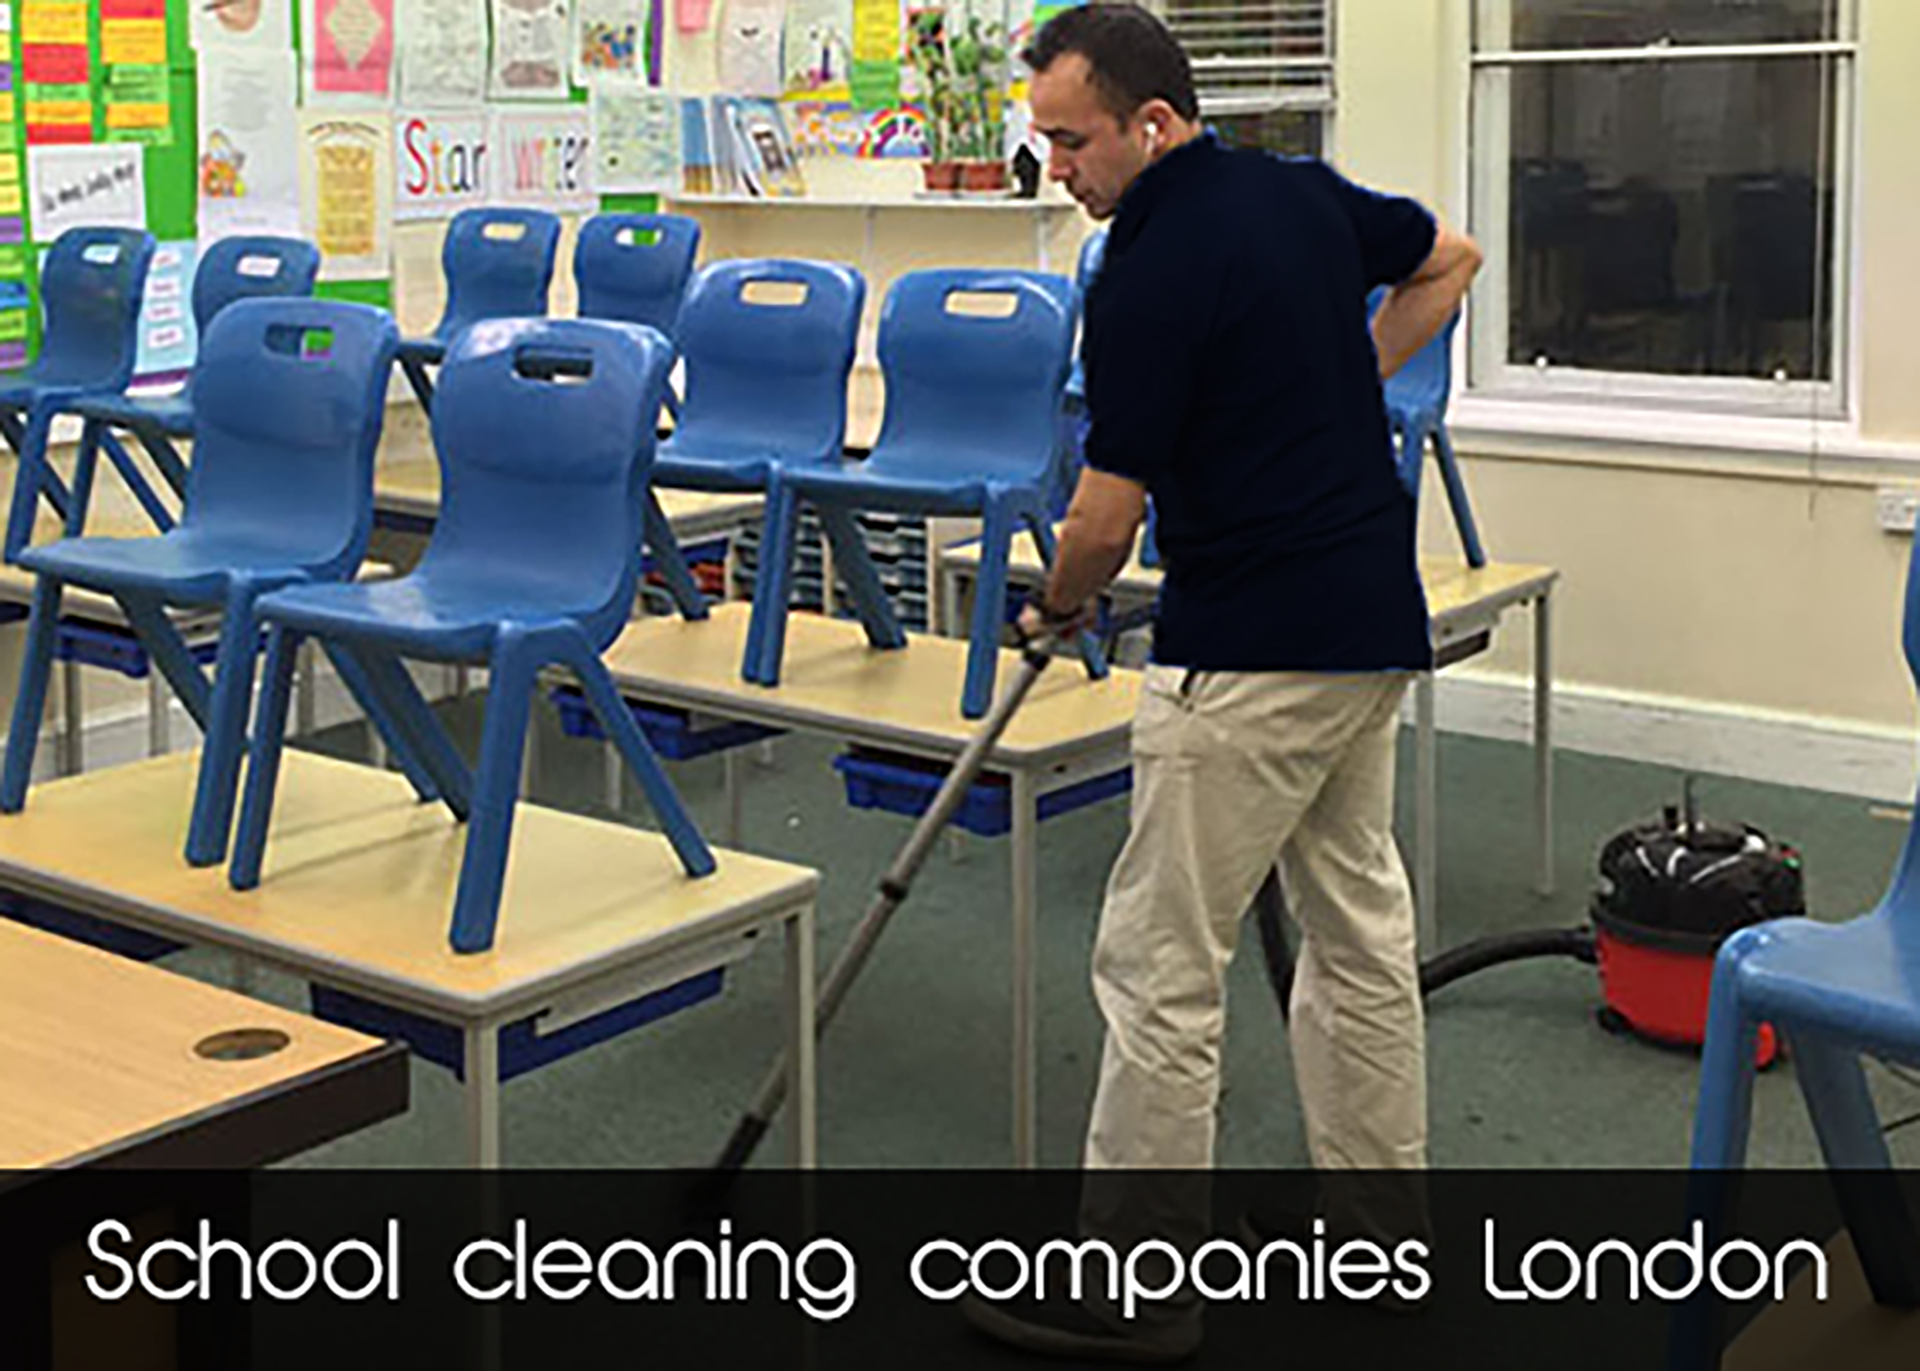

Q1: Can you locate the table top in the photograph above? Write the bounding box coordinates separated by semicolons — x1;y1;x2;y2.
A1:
601;601;1140;767
0;750;819;1019
0;917;404;1169
939;529;1558;627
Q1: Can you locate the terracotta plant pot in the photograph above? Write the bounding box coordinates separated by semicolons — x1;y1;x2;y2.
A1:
922;160;962;192
960;160;1009;192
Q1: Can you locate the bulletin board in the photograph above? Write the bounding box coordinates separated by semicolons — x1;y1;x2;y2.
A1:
0;0;661;378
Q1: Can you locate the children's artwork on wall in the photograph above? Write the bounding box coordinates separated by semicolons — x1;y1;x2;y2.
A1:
783;0;852;98
490;0;570;100
299;110;393;279
189;0;293;51
27;144;147;242
718;0;784;99
198;46;302;240
134;241;197;380
397;0;488;106
572;0;646;87
592;89;679;193
303;0;396;104
488;104;593;209
394;107;489;218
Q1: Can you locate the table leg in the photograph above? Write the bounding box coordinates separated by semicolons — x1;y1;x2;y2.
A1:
1011;767;1039;1168
1415;672;1438;950
787;905;818;1168
724;748;744;849
147;669;170;757
1534;590;1555;897
59;658;80;776
466;1023;501;1169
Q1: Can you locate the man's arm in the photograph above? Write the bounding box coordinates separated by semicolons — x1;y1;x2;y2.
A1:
1371;222;1484;380
1022;468;1148;635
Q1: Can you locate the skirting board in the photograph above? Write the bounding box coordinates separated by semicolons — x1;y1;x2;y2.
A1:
1428;668;1920;806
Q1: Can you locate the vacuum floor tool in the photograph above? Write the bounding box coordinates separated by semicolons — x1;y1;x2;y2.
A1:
710;635;1058;1177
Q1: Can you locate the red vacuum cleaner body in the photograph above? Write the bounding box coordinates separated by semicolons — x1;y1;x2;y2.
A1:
1590;790;1804;1068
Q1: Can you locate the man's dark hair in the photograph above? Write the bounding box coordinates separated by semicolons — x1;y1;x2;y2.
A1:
1021;3;1201;123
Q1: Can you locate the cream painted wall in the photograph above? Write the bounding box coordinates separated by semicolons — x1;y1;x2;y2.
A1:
1340;0;1920;745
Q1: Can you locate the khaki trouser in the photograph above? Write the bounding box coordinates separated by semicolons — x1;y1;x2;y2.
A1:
1079;665;1427;1291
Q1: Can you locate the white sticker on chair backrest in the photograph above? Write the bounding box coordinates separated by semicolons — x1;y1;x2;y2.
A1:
82;244;123;265
741;279;809;307
238;255;284;278
484;221;528;241
945;290;1017;319
615;226;664;248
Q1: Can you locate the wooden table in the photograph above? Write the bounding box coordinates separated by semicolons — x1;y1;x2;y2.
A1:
0;749;821;1168
595;601;1139;1168
938;533;1560;948
0;917;407;1170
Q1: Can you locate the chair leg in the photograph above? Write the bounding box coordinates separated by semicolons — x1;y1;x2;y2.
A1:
115;592;215;732
641;487;710;621
0;576;66;811
449;634;538;954
346;646;474;820
1433;425;1487;569
961;499;1016;719
745;481;803;686
98;428;175;534
320;643;447;807
228;626;302;891
64;420;103;539
133;425;190;500
185;586;266;867
399;353;436;410
1027;512;1109;682
1785;1028;1920;1308
816;504;905;650
570;654;716;879
4;403;66;563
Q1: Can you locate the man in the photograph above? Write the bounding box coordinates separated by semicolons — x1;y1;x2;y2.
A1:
963;3;1483;1362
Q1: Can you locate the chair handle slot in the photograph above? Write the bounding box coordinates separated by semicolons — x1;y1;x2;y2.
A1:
265;324;336;359
513;344;595;383
615;226;665;248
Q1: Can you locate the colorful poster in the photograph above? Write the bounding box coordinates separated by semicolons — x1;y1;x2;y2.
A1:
20;0;92;145
102;0;172;147
848;0;900;111
198;46;301;241
591;89;677;193
299;111;392;278
487;105;592;210
489;0;568;100
783;0;851;98
134;241;196;380
304;0;396;103
0;113;28;370
393;106;488;219
572;0;646;87
189;0;293;50
396;0;487;107
27;144;146;241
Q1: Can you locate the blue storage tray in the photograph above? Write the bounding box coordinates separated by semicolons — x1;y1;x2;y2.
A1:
833;747;1131;837
1;894;184;961
54;619;223;679
549;687;783;761
310;968;726;1084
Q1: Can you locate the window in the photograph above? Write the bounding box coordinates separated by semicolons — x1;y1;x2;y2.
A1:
1468;0;1855;416
1160;0;1333;157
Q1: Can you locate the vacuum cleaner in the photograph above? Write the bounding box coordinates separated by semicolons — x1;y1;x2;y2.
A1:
1257;778;1805;1067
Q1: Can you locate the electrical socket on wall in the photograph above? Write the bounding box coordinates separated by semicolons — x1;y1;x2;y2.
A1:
1876;487;1920;534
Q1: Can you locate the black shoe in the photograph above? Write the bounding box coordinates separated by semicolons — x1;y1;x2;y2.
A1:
1237;1209;1431;1317
961;1292;1202;1364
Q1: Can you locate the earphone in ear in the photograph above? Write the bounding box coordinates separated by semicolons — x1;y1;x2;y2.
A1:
1145;120;1162;153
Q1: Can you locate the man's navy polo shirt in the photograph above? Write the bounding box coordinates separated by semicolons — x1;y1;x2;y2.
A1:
1081;133;1437;672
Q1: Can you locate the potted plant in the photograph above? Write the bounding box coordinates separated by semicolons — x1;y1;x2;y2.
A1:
906;5;1008;193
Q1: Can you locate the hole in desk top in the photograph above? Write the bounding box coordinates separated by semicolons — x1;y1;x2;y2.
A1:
195;1028;292;1061
615;226;664;248
944;289;1018;319
483;221;529;241
741;279;810;308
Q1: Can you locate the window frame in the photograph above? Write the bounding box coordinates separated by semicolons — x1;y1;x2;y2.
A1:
1465;4;1859;421
1158;0;1337;157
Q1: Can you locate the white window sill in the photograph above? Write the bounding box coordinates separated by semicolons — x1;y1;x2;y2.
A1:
1449;395;1920;469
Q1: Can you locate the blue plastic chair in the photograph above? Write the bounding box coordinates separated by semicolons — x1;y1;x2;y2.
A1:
651;258;866;644
1;228;156;563
1370;288;1485;568
1674;538;1920;1365
746;268;1109;719
229;318;717;954
396;208;561;410
0;300;402;868
56;236;321;539
575;212;701;338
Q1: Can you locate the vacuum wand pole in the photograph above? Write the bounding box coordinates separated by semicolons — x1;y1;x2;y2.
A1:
712;637;1058;1176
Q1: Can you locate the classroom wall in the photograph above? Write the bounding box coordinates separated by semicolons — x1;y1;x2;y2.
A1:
1338;0;1920;794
